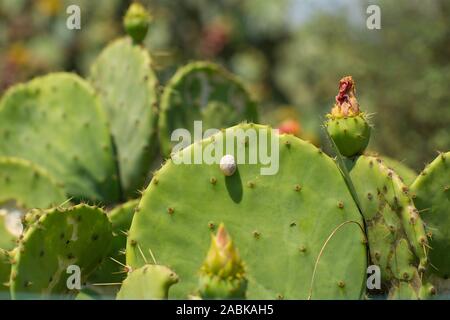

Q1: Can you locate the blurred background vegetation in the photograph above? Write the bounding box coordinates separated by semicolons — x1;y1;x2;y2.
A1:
0;0;448;170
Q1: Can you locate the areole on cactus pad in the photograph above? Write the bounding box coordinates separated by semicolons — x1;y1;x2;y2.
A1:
127;123;367;299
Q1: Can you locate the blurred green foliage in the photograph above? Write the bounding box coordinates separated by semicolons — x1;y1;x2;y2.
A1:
0;0;448;170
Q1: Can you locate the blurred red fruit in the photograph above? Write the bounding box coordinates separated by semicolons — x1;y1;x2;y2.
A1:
278;119;301;136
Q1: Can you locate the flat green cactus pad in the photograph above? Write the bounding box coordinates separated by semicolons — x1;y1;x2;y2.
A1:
10;204;112;299
116;264;178;300
345;156;430;297
90;38;159;198
158;62;258;156
0;157;66;250
411;152;450;278
90;199;138;288
0;73;120;204
127;124;367;299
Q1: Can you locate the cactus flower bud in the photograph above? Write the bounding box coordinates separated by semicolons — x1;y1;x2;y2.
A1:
326;76;371;157
124;3;151;44
198;224;247;299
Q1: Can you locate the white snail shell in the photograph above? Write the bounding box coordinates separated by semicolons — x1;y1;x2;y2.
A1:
219;155;236;176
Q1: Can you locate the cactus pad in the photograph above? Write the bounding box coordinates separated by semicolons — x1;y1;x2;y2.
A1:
0;73;120;204
411;152;450;278
10;204;112;299
158;62;258;156
345;155;430;297
116;265;178;300
127;123;366;299
90;39;159;198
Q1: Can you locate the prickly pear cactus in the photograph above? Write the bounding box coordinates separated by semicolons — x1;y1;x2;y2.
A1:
344;156;432;299
197;224;247;299
90;38;159;198
127;123;367;299
325;76;371;157
116;265;178;300
0;157;66;250
0;249;10;299
411;152;450;279
90;199;138;287
0;73;120;204
10;204;112;299
123;2;151;44
158;62;258;156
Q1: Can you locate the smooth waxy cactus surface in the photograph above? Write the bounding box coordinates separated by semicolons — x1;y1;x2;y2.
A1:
10;204;112;299
127;123;367;299
90;38;159;198
411;152;450;279
116;264;178;300
158;62;258;156
0;73;120;204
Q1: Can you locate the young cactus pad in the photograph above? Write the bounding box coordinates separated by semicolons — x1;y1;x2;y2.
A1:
411;151;450;279
198;224;247;299
90;38;159;198
325;76;371;157
127;123;367;299
116;265;178;300
158;62;258;156
0;157;66;250
0;73;120;204
10;204;112;299
345;156;431;298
